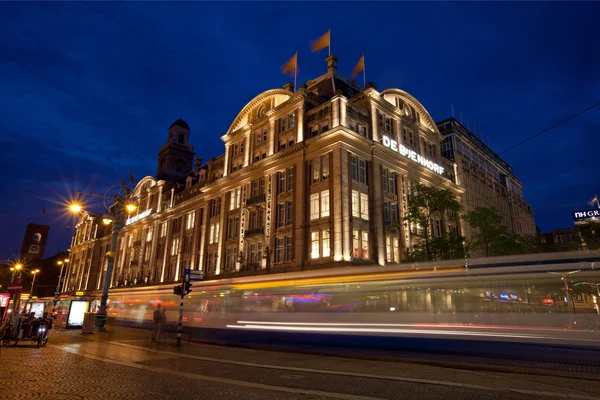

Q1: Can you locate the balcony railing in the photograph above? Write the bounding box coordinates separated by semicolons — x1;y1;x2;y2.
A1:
245;227;265;236
410;228;425;236
246;194;266;206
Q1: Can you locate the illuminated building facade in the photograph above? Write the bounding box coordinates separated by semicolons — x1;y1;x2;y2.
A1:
438;118;536;239
65;55;463;292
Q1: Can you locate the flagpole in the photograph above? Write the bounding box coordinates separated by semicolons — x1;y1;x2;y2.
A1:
363;54;366;88
294;52;297;92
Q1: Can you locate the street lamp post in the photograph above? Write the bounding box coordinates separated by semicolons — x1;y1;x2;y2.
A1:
69;185;137;332
53;258;69;306
30;269;40;297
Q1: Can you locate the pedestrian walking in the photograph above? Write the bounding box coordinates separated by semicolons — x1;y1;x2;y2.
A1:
151;304;163;342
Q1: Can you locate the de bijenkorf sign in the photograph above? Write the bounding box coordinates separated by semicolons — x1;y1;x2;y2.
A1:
572;209;600;221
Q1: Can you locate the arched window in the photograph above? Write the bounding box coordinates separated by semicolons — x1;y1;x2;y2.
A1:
178;134;185;144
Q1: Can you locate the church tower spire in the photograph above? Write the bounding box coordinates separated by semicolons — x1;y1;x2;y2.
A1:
156;118;195;182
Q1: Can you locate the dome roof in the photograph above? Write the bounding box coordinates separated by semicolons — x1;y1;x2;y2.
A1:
170;118;190;130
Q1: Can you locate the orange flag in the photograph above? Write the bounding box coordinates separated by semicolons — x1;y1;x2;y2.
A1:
281;52;298;76
311;30;330;53
351;54;365;78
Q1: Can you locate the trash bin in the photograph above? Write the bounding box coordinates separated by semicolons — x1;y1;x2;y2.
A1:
82;312;95;334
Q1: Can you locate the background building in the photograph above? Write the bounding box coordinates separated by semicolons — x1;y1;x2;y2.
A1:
438;118;536;240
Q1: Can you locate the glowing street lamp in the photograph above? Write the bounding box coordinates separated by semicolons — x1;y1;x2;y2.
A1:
30;269;40;297
66;184;137;332
54;258;70;305
69;202;84;213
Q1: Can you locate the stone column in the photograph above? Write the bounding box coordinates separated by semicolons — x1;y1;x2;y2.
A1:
339;97;348;127
294;160;306;267
216;195;226;275
264;173;274;269
340;149;351;260
223;143;231;177
331;97;340;128
157;184;164;212
197;206;208;272
296;104;304;143
268;119;276;156
371;160;385;265
370;102;379;142
148;220;159;280
243;135;250;167
160;218;172;282
332;148;343;260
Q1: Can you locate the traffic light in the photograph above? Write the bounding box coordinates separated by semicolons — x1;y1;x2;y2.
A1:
173;285;182;295
183;281;193;295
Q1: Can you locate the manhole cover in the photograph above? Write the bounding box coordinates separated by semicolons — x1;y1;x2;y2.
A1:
280;374;306;380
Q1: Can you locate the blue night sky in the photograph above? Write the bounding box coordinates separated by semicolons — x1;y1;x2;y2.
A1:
0;1;599;259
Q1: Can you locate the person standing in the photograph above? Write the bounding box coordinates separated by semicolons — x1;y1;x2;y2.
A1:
151;304;163;342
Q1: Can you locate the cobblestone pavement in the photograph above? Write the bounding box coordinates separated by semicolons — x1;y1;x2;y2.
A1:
1;326;599;400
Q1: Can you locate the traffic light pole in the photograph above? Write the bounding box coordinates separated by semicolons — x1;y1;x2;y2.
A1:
176;273;185;347
173;269;201;347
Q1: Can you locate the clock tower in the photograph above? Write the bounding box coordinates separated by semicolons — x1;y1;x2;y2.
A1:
156;118;195;182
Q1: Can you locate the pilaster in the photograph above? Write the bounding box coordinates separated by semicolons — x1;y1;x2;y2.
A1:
268;119;276;156
332;148;343;260
294;159;306;267
372;161;385;265
296;104;304;143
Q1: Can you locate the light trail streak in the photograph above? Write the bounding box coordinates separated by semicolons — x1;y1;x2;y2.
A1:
227;323;600;343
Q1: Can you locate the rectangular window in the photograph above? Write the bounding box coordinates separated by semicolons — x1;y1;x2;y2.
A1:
311;231;320;259
358;159;367;184
286;167;294;191
322;229;330;257
321;125;329;133
275;238;284;263
209;224;215;244
361;231;369;259
386;236;392;263
409;131;414;146
186;211;195;230
384;202;390;225
183;235;192;254
390;203;398;223
359;126;367;137
389;172;396;195
285;236;293;261
382;168;388;193
286;201;293;226
352;190;360;218
255;132;262;146
393;238;399;263
280;118;288;133
146;226;153;242
277;203;285;228
403;128;407;142
144;245;151;261
312;159;320;184
289;113;295;129
321;190;330;217
310;193;320;220
353;230;359;258
351;156;358;181
278;171;285;194
322;154;329;180
214;223;219;243
257;242;263;262
360;193;369;220
385;117;391;132
249;243;256;264
171;237;179;256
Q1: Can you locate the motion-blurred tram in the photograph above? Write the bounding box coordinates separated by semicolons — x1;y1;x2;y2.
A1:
96;251;600;333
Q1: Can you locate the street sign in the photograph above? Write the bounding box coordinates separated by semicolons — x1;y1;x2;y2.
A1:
7;281;23;294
